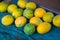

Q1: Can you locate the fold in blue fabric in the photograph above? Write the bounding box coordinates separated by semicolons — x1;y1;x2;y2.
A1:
0;0;60;40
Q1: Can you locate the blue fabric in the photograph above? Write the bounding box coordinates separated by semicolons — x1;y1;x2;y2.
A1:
0;0;60;40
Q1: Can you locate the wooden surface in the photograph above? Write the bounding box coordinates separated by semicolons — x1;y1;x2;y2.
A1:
30;0;60;13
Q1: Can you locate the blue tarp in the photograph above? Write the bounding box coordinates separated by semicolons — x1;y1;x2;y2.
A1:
0;0;60;40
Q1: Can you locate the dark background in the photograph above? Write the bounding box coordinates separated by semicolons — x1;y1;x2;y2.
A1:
0;0;60;13
30;0;60;13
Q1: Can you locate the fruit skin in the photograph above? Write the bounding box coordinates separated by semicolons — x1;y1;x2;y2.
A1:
30;17;43;26
53;15;60;27
7;4;17;13
24;23;35;35
34;8;46;18
1;15;14;26
0;2;8;12
43;12;54;23
17;0;27;9
23;9;33;19
15;16;27;27
12;8;23;18
26;2;36;10
37;22;51;34
18;0;27;1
